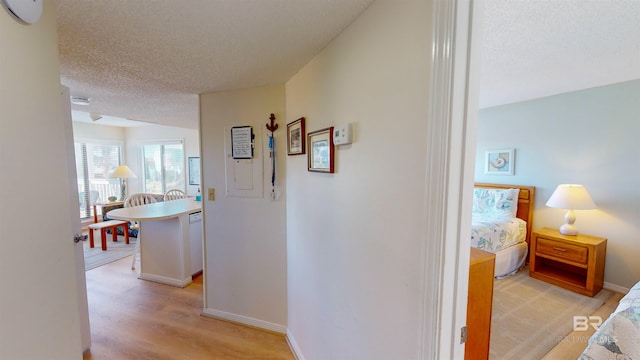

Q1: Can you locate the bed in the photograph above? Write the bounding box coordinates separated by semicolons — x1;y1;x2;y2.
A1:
472;183;535;278
579;281;640;359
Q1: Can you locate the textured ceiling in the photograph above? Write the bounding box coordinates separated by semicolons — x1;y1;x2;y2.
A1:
57;0;640;128
57;0;376;128
480;0;640;109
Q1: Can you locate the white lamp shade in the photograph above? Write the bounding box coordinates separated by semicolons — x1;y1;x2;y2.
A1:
546;184;596;210
110;165;137;179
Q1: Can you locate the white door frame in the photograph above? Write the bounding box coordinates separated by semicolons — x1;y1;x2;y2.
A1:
422;0;483;358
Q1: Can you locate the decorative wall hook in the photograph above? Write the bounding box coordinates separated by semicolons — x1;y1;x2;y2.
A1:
265;113;278;199
266;113;278;133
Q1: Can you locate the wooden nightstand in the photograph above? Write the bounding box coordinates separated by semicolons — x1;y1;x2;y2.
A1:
529;227;606;297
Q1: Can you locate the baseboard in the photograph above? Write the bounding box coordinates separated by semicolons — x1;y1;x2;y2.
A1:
139;273;192;288
201;308;287;334
286;329;304;360
604;281;630;295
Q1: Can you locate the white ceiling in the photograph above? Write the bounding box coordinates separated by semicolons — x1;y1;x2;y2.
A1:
57;0;376;129
56;0;640;129
480;0;640;109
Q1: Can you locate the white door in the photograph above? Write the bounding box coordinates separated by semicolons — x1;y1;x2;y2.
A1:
61;85;92;352
0;7;86;358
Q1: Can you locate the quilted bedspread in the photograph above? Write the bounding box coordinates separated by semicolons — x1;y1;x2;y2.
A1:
470;211;526;253
579;282;640;359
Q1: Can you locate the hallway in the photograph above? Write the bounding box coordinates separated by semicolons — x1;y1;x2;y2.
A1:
83;257;293;359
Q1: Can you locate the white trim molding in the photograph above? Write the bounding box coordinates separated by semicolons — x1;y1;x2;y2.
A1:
138;273;192;288
604;282;630;295
422;0;483;358
201;308;287;334
286;329;304;360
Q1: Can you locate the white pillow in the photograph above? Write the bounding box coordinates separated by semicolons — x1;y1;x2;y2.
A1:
472;188;519;217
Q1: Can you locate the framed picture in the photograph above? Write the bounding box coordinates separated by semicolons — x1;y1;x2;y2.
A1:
485;149;515;175
287;117;306;155
188;157;201;185
307;127;334;173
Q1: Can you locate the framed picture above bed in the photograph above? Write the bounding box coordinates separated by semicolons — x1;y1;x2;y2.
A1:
485;148;515;175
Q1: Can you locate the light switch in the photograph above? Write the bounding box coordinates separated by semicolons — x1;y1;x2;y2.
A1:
208;188;215;201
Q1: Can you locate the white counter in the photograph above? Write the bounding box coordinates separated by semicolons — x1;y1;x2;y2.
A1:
108;198;203;287
108;198;201;221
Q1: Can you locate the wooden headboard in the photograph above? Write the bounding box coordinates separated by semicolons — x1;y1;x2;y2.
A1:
474;183;536;244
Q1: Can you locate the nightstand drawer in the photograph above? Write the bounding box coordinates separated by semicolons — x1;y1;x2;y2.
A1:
537;238;588;264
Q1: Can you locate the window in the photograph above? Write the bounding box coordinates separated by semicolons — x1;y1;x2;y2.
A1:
75;141;122;219
142;141;185;194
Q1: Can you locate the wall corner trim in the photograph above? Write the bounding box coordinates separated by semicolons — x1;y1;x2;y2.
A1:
286;329;305;360
422;0;479;358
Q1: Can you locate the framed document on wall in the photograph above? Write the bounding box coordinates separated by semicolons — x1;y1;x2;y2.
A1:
231;126;254;159
188;157;201;185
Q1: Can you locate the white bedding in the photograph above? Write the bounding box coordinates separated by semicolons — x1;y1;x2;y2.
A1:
471;187;528;277
470;212;527;253
493;241;528;279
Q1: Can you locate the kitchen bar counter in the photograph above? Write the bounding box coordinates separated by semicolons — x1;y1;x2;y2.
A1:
108;198;202;287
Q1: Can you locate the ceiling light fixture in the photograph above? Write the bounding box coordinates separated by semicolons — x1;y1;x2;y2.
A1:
89;113;103;121
70;96;90;105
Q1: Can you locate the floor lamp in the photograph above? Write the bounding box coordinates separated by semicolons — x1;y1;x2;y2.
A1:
110;165;137;201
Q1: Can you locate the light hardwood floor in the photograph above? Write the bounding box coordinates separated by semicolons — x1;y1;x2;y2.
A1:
83;256;294;360
84;255;622;359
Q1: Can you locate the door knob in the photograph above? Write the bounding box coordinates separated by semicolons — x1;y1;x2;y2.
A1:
74;233;88;243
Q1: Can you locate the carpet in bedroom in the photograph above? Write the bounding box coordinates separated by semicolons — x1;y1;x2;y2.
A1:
489;267;611;360
83;233;136;271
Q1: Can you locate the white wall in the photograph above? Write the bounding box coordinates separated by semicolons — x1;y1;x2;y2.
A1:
199;84;288;331
72;122;200;196
72;122;126;141
125;124;200;196
475;80;640;289
285;1;433;359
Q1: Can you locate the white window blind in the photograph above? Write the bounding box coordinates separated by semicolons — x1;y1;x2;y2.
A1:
74;141;122;219
142;141;185;194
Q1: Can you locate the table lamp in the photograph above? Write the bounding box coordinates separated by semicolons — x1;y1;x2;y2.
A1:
110;165;137;201
545;184;596;235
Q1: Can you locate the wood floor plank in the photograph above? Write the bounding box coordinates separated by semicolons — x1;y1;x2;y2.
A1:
83;256;294;360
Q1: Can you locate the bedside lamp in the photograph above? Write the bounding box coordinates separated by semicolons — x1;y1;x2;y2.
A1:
110;165;137;201
546;184;596;235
